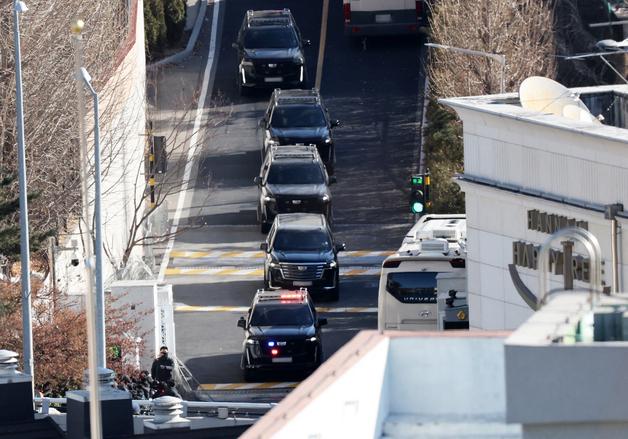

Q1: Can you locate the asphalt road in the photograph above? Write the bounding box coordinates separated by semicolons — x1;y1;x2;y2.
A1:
157;0;425;399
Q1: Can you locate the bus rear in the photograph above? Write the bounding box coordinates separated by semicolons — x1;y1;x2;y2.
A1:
343;0;427;36
378;256;465;331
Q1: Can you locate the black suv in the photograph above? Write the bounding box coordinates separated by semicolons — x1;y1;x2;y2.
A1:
260;89;341;174
260;213;345;301
237;289;327;381
255;145;335;234
233;9;310;94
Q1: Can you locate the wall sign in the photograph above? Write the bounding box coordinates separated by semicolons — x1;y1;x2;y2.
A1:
527;209;588;234
512;241;590;282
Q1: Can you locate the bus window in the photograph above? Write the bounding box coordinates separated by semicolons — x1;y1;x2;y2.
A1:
386;272;438;304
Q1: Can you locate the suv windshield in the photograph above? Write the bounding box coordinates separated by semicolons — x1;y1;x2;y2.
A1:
267;163;324;185
250;303;313;326
271;106;326;128
273;229;332;252
243;27;298;49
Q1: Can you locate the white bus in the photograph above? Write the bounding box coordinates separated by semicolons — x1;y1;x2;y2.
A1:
343;0;427;36
378;214;466;331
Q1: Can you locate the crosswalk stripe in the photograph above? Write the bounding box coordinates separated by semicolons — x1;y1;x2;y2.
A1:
165;266;380;277
174;305;377;313
170;250;394;259
200;382;299;391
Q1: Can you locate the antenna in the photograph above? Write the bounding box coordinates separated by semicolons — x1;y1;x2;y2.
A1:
519;76;601;124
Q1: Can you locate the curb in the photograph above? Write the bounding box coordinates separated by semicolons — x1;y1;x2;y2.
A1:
148;0;209;69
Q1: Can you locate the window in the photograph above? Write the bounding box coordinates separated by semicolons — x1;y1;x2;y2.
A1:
273;229;332;252
251;304;314;326
386;272;438;304
243;28;298;49
266;163;325;184
271;106;326;128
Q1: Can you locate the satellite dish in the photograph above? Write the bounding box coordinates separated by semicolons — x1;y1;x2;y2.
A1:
562;104;599;124
519;76;600;124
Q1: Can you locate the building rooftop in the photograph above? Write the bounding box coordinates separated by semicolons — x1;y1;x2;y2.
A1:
440;84;628;143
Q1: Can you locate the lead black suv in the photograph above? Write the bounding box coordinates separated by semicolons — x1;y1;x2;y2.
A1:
255;145;335;234
237;289;327;381
233;9;310;94
260;213;345;301
260;89;341;174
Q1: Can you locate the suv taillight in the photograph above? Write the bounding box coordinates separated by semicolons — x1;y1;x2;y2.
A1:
415;0;423;19
343;3;351;23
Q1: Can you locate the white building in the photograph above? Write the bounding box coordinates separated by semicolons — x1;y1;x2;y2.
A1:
441;84;628;330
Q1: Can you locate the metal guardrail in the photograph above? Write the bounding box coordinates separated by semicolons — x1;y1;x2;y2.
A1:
34;397;276;416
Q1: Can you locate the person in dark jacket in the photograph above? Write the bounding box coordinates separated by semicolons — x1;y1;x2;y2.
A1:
151;346;174;383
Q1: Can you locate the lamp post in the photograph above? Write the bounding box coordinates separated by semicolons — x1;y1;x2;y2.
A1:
71;21;103;439
425;42;506;94
77;67;106;369
13;0;34;387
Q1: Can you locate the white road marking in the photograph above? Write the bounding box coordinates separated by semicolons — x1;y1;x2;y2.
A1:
157;0;222;282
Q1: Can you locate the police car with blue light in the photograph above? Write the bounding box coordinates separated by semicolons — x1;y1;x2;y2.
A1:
237;289;326;381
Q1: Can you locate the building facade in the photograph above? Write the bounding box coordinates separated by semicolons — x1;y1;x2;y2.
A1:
442;85;628;330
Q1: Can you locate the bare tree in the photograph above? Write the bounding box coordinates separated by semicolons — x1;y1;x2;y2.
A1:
428;0;557;98
0;0;127;261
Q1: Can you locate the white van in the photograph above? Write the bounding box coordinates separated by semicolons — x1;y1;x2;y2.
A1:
343;0;427;36
377;214;466;331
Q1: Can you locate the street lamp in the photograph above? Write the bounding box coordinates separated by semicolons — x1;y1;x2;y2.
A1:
425;42;506;94
76;67;106;372
71;21;103;439
13;0;34;387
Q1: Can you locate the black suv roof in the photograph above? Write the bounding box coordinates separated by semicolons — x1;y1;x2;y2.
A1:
275;213;327;230
245;9;294;28
253;288;310;306
272;88;321;106
269;144;321;163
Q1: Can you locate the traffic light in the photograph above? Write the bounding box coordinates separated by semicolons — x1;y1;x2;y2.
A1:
410;172;431;214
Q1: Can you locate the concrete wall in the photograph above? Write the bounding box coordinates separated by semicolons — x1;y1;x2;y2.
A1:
445;91;628;330
56;0;147;295
271;337;390;439
387;336;507;422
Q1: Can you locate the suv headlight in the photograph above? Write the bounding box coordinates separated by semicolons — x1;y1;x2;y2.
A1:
327;260;337;268
293;55;304;65
269;261;280;269
263;195;276;203
324;137;332;144
322;194;330;202
246;339;259;345
306;337;318;342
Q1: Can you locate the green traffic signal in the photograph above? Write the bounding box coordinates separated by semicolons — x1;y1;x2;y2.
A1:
411;201;424;214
